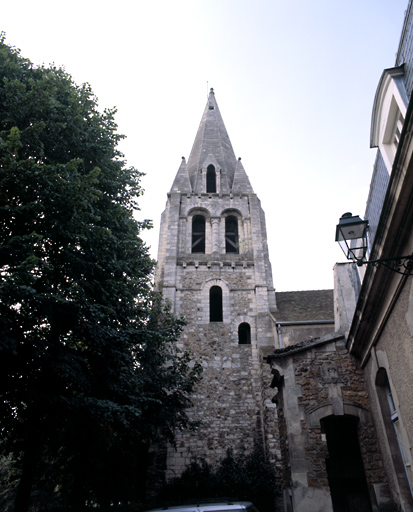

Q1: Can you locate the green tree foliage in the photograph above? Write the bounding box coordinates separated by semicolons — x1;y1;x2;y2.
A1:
0;34;202;511
154;448;280;512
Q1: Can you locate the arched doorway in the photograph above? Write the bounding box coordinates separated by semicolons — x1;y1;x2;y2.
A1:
321;415;372;512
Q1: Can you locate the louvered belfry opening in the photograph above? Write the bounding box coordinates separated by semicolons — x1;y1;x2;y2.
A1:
225;215;239;253
192;215;206;253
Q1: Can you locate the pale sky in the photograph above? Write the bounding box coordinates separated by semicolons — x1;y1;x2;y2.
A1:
2;0;408;291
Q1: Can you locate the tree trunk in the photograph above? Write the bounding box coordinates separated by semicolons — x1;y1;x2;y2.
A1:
14;439;36;512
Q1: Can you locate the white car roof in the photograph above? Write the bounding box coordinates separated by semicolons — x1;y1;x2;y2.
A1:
147;501;254;512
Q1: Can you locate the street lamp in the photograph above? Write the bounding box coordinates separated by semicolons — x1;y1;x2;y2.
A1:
335;212;413;275
335;212;368;263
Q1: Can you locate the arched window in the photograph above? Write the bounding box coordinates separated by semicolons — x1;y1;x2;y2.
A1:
238;323;251;344
376;368;413;498
209;286;223;322
225;215;239;253
192;215;205;253
206;164;216;193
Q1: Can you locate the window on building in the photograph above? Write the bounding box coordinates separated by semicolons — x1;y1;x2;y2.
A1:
209;286;223;322
225;215;239;253
376;368;413;499
382;97;405;165
192;215;206;253
391;109;405;149
206;164;216;193
238;323;251;344
385;381;413;497
371;67;408;172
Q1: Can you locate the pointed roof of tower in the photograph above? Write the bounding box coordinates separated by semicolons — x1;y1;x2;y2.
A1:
187;88;238;190
170;156;191;193
232;157;254;194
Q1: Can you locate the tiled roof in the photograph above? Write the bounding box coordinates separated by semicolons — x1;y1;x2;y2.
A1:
275;289;334;322
266;333;345;359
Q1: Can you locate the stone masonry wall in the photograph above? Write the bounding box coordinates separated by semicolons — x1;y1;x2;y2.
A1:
291;344;385;488
165;263;276;479
261;360;289;493
158;181;280;480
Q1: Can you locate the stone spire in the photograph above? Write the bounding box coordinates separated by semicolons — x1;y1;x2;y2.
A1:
186;88;238;192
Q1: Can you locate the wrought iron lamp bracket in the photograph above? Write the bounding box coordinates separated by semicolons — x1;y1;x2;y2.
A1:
355;255;413;275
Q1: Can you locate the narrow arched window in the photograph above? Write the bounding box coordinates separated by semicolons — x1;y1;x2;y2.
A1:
209;286;223;322
376;368;413;495
192;215;205;253
206;164;216;193
238;323;251;344
225;215;239;253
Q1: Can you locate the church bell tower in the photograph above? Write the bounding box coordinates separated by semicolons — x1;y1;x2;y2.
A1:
156;89;278;475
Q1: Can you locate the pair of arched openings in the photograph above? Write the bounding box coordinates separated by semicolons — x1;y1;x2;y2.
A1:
209;285;251;344
192;214;239;254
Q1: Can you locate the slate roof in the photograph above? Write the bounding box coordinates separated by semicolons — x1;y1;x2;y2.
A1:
275;289;334;322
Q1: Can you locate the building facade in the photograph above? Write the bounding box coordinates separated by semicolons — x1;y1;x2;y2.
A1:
346;1;413;510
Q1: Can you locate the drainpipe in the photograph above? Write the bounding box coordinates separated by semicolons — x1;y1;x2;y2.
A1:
269;313;334;350
277;323;283;348
269;311;284;349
